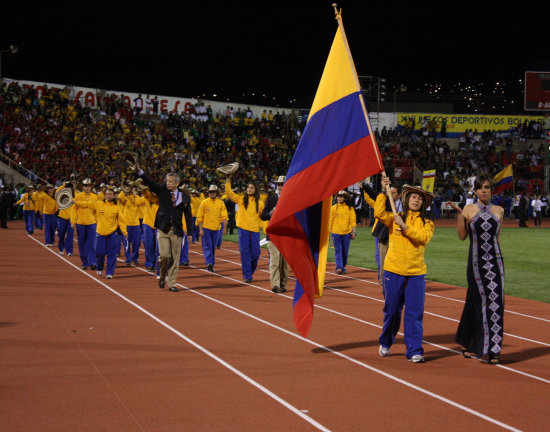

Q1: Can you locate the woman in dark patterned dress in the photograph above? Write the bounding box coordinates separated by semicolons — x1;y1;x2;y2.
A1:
448;173;505;364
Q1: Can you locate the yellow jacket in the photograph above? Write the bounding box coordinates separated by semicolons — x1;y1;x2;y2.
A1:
225;181;264;232
329;203;356;235
120;193;147;226
15;192;35;211
41;192;58;215
197;198;228;231
374;194;434;276
141;190;159;228
75;200;127;236
191;196;202;217
73;192;98;225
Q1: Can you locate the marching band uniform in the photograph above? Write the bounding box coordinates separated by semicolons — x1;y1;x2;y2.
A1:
15;187;36;234
190;193;201;243
329;192;356;274
75;195;127;278
56;184;75;256
40;188;59;247
32;189;44;230
224;180;264;282
118;190;146;266
197;187;228;271
73;183;98;269
142;190;159;271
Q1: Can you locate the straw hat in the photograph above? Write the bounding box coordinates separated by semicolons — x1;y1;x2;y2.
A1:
401;184;433;210
82;178;92;185
336;190;350;198
274;175;286;184
208;184;219;192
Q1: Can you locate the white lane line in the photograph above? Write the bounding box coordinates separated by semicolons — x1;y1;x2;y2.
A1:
27;235;332;432
220;244;550;323
200;251;550;348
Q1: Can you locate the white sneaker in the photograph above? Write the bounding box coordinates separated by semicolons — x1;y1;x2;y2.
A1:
97;270;102;276
67;253;72;256
409;354;426;363
379;345;390;357
106;275;113;279
59;251;64;255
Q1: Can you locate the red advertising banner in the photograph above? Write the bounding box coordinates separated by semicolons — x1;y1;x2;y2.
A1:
524;71;550;111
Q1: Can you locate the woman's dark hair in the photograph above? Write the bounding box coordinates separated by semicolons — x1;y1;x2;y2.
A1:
243;183;260;213
474;173;493;191
401;192;427;225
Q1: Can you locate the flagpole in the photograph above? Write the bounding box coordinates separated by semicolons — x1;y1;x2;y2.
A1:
332;3;397;215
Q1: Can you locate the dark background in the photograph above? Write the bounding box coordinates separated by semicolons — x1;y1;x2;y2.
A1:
1;0;548;109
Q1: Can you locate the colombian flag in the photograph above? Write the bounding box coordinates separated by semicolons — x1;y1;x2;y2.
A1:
266;12;384;337
493;164;514;193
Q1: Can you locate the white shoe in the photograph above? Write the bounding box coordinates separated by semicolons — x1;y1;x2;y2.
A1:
106;275;113;279
59;251;64;255
379;345;390;357
97;270;102;276
67;253;72;256
409;354;426;363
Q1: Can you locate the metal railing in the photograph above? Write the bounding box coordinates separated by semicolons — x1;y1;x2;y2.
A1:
0;152;47;184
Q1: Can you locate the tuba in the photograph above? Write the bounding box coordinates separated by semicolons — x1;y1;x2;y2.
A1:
216;161;239;176
55;187;74;210
121;151;139;171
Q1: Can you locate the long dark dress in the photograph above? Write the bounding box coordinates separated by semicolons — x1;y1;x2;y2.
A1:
456;203;505;359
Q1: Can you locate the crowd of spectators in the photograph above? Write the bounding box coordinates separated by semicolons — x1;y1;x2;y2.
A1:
0;81;304;193
1;81;548;212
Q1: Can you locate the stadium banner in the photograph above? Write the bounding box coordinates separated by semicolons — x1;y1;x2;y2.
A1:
3;77;295;119
397;113;546;138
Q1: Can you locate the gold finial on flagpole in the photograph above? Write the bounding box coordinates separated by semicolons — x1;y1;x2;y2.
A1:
332;3;341;19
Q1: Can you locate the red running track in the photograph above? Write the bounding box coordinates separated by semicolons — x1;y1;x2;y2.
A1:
1;220;550;431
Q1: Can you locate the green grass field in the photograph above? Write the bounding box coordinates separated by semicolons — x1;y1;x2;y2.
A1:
223;226;550;303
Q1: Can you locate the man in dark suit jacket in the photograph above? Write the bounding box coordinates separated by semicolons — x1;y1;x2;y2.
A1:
137;166;193;292
260;176;288;293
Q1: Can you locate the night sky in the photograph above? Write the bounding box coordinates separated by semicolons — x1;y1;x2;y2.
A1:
2;0;548;107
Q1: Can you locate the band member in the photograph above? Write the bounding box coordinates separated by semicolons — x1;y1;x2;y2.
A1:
142;188;159;271
225;175;264;283
375;176;434;363
260;176;289;293
75;187;127;278
118;187;147;266
15;184;36;234
190;189;202;243
73;178;98;270
40;184;59;247
197;185;228;272
56;182;75;256
136;166;193;292
32;186;43;231
329;190;356;275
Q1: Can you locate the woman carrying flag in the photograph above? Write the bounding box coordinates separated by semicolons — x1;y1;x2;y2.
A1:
375;175;434;363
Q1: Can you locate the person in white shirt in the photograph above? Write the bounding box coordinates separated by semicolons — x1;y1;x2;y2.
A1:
531;195;543;227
